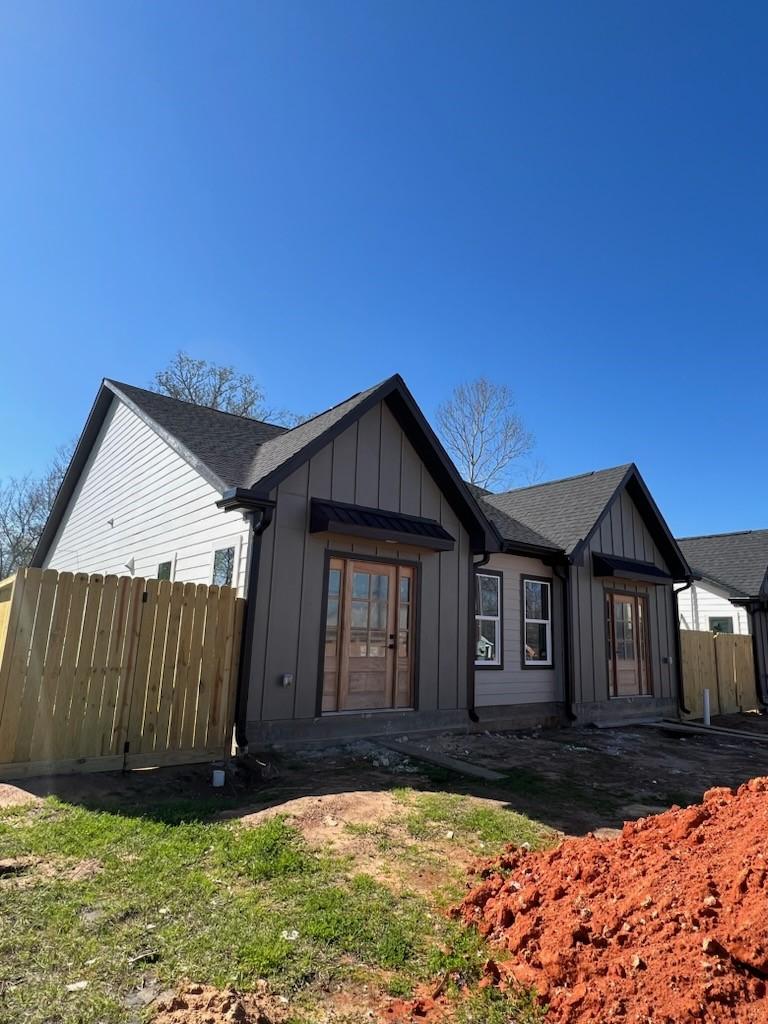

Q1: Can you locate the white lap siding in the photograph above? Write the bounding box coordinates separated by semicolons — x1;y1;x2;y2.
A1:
677;581;750;635
43;399;250;593
474;553;561;707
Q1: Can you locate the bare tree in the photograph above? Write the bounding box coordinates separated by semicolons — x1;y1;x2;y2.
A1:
0;443;74;577
152;351;269;418
436;378;534;489
152;351;311;426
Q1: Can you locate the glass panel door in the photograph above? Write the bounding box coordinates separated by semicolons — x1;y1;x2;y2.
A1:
607;591;652;697
322;558;415;712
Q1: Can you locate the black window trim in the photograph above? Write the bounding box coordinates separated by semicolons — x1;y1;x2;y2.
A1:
520;574;554;670
475;568;504;671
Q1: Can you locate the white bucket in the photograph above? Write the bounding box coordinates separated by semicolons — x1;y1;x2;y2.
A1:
212;768;226;788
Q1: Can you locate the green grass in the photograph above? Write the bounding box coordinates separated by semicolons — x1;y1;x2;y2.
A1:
0;790;550;1024
392;788;553;850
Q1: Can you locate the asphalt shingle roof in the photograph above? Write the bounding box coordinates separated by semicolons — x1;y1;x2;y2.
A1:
107;379;382;493
677;531;768;599
481;465;631;553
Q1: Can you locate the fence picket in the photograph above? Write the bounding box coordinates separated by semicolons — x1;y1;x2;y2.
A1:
30;571;74;762
194;586;221;749
168;583;196;751
179;585;209;750
51;572;89;758
155;582;185;751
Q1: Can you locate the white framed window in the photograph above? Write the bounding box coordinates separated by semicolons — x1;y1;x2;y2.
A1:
522;576;552;667
475;571;502;667
210;535;243;588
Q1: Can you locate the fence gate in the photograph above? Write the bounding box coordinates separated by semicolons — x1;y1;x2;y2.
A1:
0;569;245;780
680;629;758;718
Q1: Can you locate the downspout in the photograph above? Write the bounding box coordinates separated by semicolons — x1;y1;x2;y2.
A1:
233;504;275;753
673;579;693;716
553;562;576;721
467;552;491;724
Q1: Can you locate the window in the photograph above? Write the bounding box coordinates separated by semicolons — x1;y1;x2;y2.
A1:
522;577;552;667
475;572;502;667
212;546;235;587
156;560;173;581
709;616;734;635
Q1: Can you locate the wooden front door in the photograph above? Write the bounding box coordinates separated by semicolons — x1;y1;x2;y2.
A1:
322;557;415;713
606;591;651;697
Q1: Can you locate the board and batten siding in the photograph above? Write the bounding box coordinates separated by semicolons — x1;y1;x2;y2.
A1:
570;488;677;709
474;554;563;708
43;399;250;593
677;582;750;635
750;609;768;704
246;400;471;727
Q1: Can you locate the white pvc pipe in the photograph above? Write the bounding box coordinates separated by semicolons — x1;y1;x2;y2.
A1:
703;688;711;727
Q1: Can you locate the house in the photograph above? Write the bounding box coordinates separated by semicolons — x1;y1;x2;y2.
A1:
34;375;496;745
34;374;692;746
474;465;693;725
676;531;768;706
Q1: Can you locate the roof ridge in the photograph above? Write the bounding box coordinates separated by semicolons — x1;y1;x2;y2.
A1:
105;378;289;431
257;376;393;444
491;463;632;498
678;528;768;541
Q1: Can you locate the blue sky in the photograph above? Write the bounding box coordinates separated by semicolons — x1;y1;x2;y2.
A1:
0;1;766;536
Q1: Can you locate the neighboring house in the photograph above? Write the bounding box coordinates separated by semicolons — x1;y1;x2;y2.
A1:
474;465;692;725
34;375;693;744
676;531;768;706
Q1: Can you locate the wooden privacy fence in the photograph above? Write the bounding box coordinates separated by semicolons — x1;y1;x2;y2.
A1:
0;568;245;779
680;630;757;718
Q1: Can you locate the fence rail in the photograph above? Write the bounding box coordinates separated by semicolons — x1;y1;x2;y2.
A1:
0;568;245;779
680;630;757;718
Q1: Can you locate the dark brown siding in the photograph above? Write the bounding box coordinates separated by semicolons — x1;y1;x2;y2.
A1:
571;489;678;710
246;401;472;725
751;608;768;704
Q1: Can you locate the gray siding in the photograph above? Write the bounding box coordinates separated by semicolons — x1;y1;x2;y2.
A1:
246;401;472;728
571;488;678;712
474;553;564;708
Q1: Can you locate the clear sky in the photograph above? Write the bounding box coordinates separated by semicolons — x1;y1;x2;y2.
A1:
1;1;766;536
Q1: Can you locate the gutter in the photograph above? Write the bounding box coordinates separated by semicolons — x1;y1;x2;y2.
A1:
217;490;277;753
553;561;577;721
467;552;491;724
672;579;694;716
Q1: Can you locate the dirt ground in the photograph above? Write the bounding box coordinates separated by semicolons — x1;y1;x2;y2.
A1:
1;713;766;839
2;715;767;1024
387;713;768;834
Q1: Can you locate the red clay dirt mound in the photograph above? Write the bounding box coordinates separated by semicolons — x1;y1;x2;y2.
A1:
453;778;768;1023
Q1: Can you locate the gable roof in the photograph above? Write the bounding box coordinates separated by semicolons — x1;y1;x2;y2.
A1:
483;465;630;555
677;530;768;600
33;374;496;565
465;484;561;555
481;463;692;579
